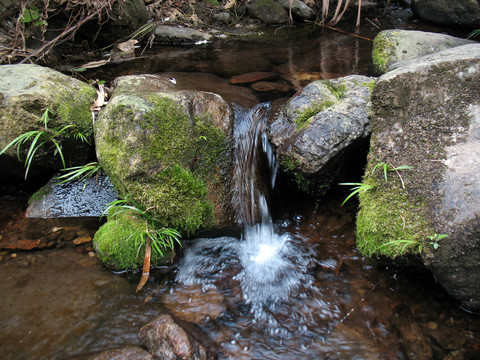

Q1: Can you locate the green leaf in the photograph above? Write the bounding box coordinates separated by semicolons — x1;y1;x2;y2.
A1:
20;6;40;23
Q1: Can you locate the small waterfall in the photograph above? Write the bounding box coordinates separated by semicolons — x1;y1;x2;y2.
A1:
175;102;340;336
232;103;278;227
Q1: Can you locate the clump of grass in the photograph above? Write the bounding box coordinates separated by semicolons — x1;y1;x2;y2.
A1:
0;108;88;179
102;196;182;292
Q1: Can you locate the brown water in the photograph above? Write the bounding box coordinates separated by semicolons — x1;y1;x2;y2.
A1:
2;17;480;360
1;193;480;359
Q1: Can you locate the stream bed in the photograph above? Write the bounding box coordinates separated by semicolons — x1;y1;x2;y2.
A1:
1;193;480;359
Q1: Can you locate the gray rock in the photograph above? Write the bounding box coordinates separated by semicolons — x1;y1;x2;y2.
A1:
154;25;212;45
372;30;475;74
26;174;117;218
213;12;231;23
412;0;480;28
0;64;96;179
268;75;374;194
359;44;480;309
277;0;315;20
247;0;289;24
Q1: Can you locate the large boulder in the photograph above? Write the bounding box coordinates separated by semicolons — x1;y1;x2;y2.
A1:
372;30;475;74
358;44;480;309
412;0;480;28
0;64;96;179
94;74;235;237
267;75;374;195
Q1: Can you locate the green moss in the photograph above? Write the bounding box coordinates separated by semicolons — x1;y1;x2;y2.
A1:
28;182;52;203
372;32;396;74
96;95;230;236
54;85;96;132
281;155;330;197
126;165;214;236
294;100;334;130
93;212;172;271
325;80;347;100
356;172;431;258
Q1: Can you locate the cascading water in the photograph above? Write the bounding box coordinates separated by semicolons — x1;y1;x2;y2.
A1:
175;103;341;348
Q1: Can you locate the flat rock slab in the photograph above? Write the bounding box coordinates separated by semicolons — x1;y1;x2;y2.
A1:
229;71;277;85
250;81;295;94
26;174;117;218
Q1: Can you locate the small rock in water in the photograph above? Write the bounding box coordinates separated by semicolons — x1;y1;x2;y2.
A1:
73;235;92;245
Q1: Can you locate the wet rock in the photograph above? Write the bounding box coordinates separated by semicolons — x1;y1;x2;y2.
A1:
229;71;277;85
0;64;96;181
412;0;480;28
277;0;315;21
250;81;295;95
247;0;289;24
214;51;272;77
391;305;433;360
267;75;374;195
372;30;475;74
94;74;235;239
358;44;480;308
26;174;117;218
154;25;212;45
139;314;215;360
162;284;226;323
422;321;468;351
70;346;153;360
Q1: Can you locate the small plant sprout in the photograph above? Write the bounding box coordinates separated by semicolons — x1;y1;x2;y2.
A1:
377;239;422;256
371;162;413;188
427;233;447;250
55;161;102;186
339;182;376;205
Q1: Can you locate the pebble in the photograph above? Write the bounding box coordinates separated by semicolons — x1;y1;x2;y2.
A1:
88;251;96;258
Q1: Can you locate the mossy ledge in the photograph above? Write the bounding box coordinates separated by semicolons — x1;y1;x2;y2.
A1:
356;164;432;258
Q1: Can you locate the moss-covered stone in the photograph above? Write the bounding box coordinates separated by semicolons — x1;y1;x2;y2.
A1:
93;212;173;271
372;32;396;74
356;165;430;258
0;64;96;171
95;75;234;237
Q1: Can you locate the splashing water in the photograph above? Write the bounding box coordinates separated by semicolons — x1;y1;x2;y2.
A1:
175;103;340;337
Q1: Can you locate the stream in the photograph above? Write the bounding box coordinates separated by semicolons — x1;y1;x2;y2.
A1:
1;19;480;360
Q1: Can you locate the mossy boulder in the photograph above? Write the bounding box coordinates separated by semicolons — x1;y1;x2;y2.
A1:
0;64;96;179
93;212;173;271
267;75;374;196
372;30;474;74
359;44;480;309
94;74;235;237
